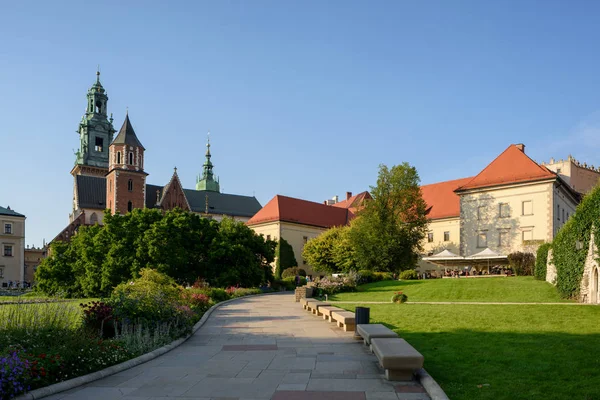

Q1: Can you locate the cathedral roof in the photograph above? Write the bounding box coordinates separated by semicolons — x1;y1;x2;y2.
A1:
75;175;106;210
144;184;261;218
112;114;145;149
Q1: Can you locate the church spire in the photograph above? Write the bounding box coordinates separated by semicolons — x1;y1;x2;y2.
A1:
196;132;220;192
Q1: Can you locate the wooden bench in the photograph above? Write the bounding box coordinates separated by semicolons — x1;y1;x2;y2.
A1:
370;338;424;381
356;324;398;347
319;306;344;321
306;301;331;315
330;310;356;332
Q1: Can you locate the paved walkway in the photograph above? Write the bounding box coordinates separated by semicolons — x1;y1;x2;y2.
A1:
46;293;430;400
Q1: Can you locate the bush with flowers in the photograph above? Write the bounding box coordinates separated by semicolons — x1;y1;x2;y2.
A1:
391;292;408;303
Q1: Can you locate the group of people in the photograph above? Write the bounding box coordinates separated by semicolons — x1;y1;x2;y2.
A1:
443;267;513;277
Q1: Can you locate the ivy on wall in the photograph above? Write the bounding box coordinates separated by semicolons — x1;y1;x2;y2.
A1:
534;243;551;281
552;185;600;298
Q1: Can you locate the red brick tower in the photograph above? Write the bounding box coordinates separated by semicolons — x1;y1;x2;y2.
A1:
106;113;148;214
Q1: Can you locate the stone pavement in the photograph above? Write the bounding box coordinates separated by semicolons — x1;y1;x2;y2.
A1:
46;293;430;400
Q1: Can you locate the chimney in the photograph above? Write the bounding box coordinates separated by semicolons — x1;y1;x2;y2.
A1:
515;143;525;153
346;191;352;200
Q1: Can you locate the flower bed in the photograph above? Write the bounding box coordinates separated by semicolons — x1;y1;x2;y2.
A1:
0;269;265;399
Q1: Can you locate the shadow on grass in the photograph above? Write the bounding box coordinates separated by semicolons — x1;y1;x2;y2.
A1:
379;323;600;400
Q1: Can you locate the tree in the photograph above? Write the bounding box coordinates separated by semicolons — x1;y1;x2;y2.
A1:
302;226;352;273
349;163;428;273
275;238;297;278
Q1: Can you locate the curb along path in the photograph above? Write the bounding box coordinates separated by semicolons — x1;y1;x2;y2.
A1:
42;292;433;400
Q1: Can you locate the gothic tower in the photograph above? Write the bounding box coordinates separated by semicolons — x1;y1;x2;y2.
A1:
71;70;116;178
106;114;148;215
196;135;220;192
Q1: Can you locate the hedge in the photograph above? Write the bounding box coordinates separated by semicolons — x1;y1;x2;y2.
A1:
534;243;551;281
552;184;600;299
275;238;297;279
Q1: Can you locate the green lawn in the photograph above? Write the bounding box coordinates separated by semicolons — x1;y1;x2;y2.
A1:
334;278;599;400
330;277;569;303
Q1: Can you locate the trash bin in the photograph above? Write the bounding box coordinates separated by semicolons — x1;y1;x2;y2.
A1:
354;307;370;337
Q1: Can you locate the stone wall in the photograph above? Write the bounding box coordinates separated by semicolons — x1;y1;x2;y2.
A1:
545;249;557;285
579;231;598;303
294;286;313;302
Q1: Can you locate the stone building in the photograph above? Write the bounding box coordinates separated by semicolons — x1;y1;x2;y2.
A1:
24;245;47;284
0;206;25;287
247;191;371;276
419;144;582;273
53;72;261;243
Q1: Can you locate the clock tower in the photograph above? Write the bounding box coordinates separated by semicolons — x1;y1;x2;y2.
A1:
71;70;116;178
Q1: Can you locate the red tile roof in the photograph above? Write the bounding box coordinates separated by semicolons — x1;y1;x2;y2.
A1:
246;195;352;228
421;177;474;220
332;191;372;213
456;144;556;191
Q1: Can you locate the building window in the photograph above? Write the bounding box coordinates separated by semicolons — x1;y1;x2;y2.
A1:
128;179;133;192
95;137;104;152
127;201;133;212
477;205;486;220
129;152;133;165
444;231;450;242
427;232;434;243
567;212;569;220
557;205;560;220
303;236;308;244
499;203;510;218
557;168;562;174
117;151;121;164
498;230;510;247
522;229;533;242
4;223;12;234
3;245;13;257
90;212;98;225
267;235;271;241
303;259;306;265
0;268;3;278
562;209;565;222
477;232;487;248
522;200;533;216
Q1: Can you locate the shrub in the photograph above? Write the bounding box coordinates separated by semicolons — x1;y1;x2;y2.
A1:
398;270;418;280
228;288;262;298
206;288;229;302
272;279;296;291
356;270;394;284
281;267;306;279
182;290;211;313
535;243;552;281
314;274;357;295
109;269;185;327
507;252;535;276
391;292;408;303
80;301;115;338
275;238;297;279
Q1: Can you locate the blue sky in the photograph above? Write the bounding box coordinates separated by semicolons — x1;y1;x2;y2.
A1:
2;1;600;246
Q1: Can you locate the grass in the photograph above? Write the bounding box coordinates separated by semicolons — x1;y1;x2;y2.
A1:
334;278;599;399
330;276;570;303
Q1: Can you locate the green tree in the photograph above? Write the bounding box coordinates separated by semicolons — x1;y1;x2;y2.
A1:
275;238;297;278
349;163;428;273
302;226;349;273
534;243;552;281
35;240;80;296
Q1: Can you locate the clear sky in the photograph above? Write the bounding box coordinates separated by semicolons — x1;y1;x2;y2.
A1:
2;1;600;247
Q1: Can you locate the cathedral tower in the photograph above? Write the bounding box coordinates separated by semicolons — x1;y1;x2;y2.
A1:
71;70;116;177
196;135;220;192
106;114;148;214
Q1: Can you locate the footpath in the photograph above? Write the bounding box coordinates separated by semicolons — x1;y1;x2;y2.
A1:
44;292;430;400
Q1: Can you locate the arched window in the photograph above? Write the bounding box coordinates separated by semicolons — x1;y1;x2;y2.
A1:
129;152;133;165
128;179;133;192
127;201;133;212
117;152;121;164
90;212;98;225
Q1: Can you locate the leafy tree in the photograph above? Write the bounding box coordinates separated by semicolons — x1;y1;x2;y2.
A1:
302;226;347;273
349;163;428;273
275;238;297;278
35;240;80;296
